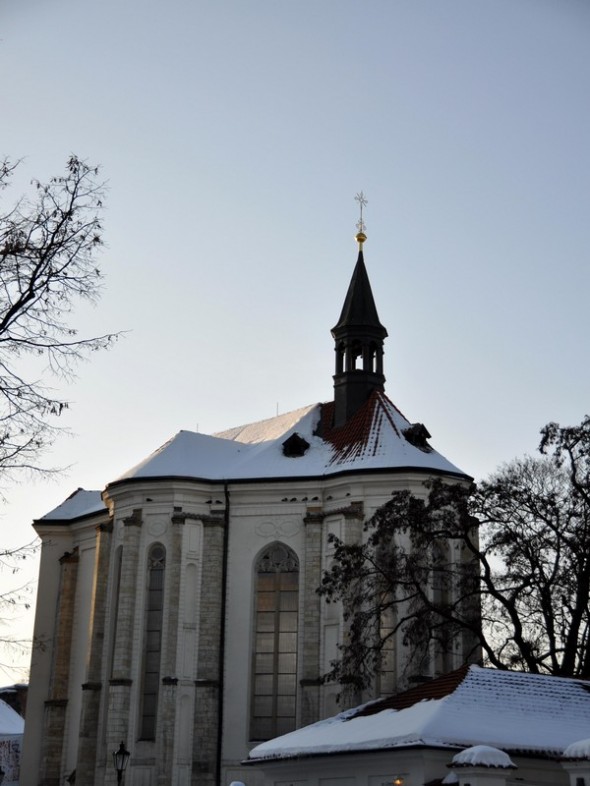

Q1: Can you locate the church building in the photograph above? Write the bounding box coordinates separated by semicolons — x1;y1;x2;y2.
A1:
22;227;471;786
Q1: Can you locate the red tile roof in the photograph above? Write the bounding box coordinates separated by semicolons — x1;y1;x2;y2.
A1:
353;665;471;716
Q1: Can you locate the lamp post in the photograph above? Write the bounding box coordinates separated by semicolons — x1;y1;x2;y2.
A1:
0;764;5;784
112;741;130;785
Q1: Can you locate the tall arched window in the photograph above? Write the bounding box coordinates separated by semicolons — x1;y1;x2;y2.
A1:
251;543;299;741
140;543;166;740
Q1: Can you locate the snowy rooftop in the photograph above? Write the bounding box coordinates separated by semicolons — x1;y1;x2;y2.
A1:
114;392;466;485
38;488;105;522
0;699;24;735
248;665;590;762
37;393;467;522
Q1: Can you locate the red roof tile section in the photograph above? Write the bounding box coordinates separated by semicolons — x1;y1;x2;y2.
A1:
352;664;471;717
322;389;411;465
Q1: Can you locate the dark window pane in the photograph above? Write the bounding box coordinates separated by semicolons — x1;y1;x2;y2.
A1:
278;632;297;652
279;572;298;590
251;717;274;740
279;612;298;633
276;695;296;716
256;612;275;632
255;633;275;654
279;591;298;611
144;673;159;693
147;609;162;630
145;651;160;671
146;631;160;650
276;674;296;695
257;574;277;591
257;592;277;612
150;570;164;590
253;696;273;716
254;675;274;695
255;653;274;674
277;653;296;673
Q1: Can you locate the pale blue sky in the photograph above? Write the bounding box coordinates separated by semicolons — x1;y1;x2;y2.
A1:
1;0;589;677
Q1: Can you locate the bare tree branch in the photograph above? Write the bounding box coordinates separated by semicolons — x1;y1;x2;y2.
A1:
319;418;590;694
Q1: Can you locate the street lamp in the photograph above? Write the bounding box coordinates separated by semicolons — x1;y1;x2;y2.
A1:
112;741;130;784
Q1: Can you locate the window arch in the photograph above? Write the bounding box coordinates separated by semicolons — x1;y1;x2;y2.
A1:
140;543;166;740
251;543;299;741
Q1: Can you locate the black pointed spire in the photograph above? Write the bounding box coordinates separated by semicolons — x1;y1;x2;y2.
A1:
331;237;388;428
332;250;387;336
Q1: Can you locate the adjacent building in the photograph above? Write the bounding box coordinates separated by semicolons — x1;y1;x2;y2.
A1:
247;665;590;786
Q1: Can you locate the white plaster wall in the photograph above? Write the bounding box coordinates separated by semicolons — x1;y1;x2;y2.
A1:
254;749;570;786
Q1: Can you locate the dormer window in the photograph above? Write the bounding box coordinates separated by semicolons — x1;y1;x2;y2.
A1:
282;433;310;458
403;423;432;452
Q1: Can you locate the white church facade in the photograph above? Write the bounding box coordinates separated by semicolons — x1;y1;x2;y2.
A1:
22;233;472;786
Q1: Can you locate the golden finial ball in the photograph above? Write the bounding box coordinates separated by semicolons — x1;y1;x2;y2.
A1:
355;231;367;245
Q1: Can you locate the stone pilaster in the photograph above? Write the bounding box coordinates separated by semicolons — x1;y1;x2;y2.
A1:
156;509;184;786
76;522;113;786
104;509;142;785
192;514;226;786
300;511;323;727
340;503;365;708
39;548;79;786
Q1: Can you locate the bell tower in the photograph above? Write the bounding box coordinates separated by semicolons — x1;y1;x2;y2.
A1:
331;194;388;428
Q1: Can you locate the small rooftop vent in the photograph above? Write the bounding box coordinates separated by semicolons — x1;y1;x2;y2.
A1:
403;422;432;452
282;433;310;458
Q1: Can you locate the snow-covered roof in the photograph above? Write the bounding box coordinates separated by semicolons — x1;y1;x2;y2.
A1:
38;488;106;522
0;700;24;734
248;665;590;762
114;393;467;485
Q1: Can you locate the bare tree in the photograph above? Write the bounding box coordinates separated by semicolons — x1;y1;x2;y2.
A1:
0;539;39;676
319;416;590;694
0;156;119;666
0;155;119;482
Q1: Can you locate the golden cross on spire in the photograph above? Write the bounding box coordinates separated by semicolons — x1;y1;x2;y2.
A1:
354;191;367;248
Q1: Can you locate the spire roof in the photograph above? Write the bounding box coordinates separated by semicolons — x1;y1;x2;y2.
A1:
331;250;387;337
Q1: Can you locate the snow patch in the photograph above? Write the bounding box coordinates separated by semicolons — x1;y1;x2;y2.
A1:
452;745;516;769
563;738;590;760
0;700;24;734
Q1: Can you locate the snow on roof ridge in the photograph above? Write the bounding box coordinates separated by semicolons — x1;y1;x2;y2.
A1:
111;394;466;485
214;403;319;444
38;488;105;522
